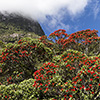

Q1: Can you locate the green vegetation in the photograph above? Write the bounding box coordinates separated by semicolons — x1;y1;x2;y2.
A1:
0;29;100;100
0;22;41;43
0;13;44;44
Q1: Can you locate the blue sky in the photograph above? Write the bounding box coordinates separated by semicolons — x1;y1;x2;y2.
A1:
39;0;100;36
0;0;100;36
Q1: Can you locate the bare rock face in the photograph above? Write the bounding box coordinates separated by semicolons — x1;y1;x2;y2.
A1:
0;12;45;36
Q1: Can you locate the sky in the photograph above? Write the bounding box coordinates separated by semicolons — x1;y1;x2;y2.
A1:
0;0;100;36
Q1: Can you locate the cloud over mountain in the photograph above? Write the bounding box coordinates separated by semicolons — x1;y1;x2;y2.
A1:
0;0;91;33
0;0;90;20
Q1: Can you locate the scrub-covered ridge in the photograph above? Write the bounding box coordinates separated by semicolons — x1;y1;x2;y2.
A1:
0;27;100;99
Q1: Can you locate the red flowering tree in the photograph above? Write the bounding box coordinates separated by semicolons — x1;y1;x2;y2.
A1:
68;56;100;100
0;37;53;84
33;49;100;99
48;29;69;54
32;29;100;99
0;29;100;99
33;62;60;99
47;29;100;56
65;29;100;56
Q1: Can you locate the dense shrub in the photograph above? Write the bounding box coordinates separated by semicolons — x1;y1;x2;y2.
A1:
0;29;100;100
0;37;53;85
0;78;37;100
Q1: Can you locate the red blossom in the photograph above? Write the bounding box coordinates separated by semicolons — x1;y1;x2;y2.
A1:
73;86;76;88
82;85;85;88
90;78;93;81
64;95;67;97
40;88;42;90
86;88;90;91
66;90;69;92
45;84;48;86
69;95;73;97
89;84;92;87
80;79;82;81
71;89;75;91
5;96;7;98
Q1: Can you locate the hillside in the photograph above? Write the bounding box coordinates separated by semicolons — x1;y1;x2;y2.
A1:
0;15;100;99
0;12;45;43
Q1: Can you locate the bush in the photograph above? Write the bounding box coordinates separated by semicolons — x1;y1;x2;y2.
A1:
0;78;37;100
0;37;53;85
0;29;100;99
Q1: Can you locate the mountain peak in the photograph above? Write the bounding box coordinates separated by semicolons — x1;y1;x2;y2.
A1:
0;12;45;36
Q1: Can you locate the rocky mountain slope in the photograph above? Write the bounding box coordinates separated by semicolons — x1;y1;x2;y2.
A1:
0;12;45;43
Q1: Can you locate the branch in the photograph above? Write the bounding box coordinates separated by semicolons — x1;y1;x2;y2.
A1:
92;87;100;100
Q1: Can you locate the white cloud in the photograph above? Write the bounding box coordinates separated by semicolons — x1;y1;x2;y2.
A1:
46;14;70;30
93;0;100;19
0;0;90;20
0;0;91;33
